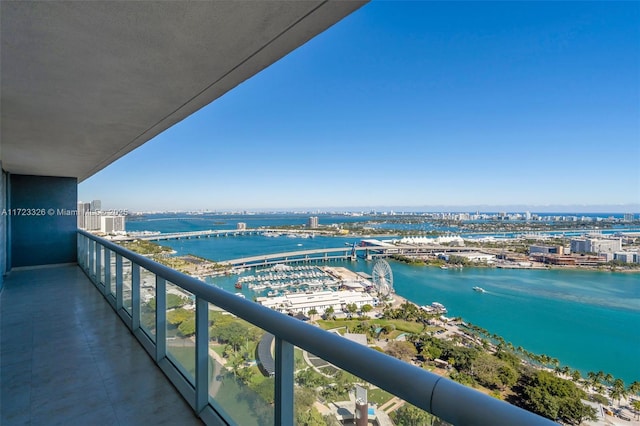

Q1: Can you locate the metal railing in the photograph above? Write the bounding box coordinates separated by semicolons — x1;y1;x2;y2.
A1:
77;230;555;425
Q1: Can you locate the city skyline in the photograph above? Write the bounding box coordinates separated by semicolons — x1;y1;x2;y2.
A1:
79;1;640;211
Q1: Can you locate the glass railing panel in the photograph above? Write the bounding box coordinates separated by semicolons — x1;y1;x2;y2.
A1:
207;302;274;425
165;282;196;384
122;258;132;314
296;347;450;426
108;249;116;296
139;267;157;342
99;245;106;285
90;239;97;280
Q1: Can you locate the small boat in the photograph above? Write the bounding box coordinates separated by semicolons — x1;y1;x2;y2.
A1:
431;302;447;313
472;286;486;293
235;281;242;289
440;265;449;270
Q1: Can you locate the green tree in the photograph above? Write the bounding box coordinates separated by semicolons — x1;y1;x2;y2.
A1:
520;370;594;425
391;403;434;426
177;317;195;336
324;306;335;319
166;308;192;325
385;340;418;362
211;321;250;351
295;408;325;426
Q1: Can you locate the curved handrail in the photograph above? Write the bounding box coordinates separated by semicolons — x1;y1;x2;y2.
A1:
79;230;555;425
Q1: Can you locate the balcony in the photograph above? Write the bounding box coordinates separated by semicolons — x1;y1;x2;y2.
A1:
0;264;202;425
0;230;556;425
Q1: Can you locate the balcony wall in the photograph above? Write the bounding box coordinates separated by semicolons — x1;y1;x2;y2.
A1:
9;174;77;268
1;167;6;291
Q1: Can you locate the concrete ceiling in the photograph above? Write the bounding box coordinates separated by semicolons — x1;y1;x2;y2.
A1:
1;1;366;181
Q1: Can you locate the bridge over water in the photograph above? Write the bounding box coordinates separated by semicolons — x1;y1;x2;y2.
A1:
224;245;478;268
127;228;335;241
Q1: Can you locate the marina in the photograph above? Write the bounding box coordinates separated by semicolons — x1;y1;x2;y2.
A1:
128;215;640;384
235;264;344;294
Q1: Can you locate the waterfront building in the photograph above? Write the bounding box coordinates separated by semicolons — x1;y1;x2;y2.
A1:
529;245;563;255
570;237;622;254
100;215;126;234
570;238;589;253
90;199;101;212
308;216;319;229
613;251;638;263
256;290;377;315
237;222;247;230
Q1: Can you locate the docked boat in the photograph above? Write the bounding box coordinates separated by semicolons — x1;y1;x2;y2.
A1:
440;265;449;270
430;302;447;313
472;286;486;293
235;281;242;289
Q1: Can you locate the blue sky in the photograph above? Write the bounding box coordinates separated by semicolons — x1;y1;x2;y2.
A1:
79;1;640;212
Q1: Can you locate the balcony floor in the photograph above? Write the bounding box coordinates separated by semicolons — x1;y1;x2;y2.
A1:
1;264;203;425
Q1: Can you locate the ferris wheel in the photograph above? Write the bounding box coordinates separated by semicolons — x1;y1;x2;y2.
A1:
371;259;394;298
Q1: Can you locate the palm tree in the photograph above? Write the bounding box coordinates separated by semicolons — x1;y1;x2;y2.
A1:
628;381;640;396
631;400;640;421
604;372;614;386
610;378;627;406
571;369;582;383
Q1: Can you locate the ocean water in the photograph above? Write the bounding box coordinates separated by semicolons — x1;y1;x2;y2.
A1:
127;215;640;384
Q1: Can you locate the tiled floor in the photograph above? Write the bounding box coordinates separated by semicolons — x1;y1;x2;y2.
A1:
0;264;203;425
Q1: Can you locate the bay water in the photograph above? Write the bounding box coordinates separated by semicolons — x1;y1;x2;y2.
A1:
127;215;640;384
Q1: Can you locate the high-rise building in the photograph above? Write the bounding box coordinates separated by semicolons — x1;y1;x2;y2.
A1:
91;199;101;212
237;222;246;230
100;215;125;234
570;237;622;254
623;213;635;222
77;201;91;229
308;216;319;229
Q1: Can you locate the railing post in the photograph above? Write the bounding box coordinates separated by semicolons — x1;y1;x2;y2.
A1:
155;276;166;362
195;296;209;413
274;338;294;425
131;263;140;330
116;254;123;311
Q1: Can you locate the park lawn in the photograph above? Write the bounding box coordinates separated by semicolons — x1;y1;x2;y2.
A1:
368;388;394;406
294;347;306;370
210;342;226;358
317;318;430;335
